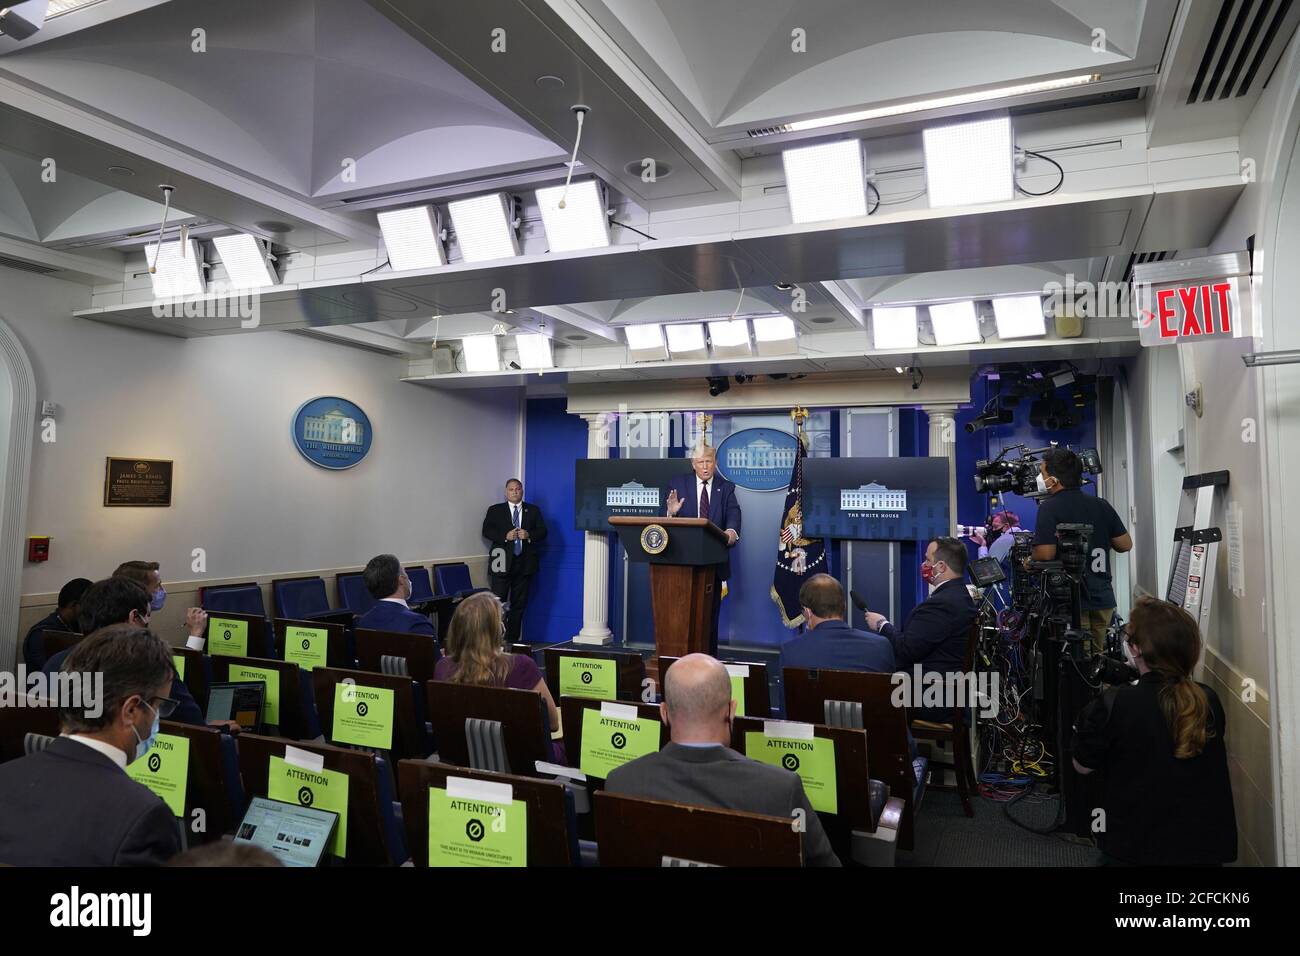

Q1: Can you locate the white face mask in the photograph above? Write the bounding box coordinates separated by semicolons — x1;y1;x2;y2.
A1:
1123;640;1140;668
1036;472;1049;493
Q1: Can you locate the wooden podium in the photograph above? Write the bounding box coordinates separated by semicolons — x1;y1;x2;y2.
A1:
609;516;729;659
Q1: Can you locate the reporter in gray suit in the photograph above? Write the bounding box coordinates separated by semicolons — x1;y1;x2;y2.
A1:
0;624;182;866
605;653;840;866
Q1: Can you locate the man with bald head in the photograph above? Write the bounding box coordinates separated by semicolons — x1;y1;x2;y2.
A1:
605;654;839;866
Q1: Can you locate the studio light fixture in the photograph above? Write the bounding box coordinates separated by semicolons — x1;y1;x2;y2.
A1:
781;139;868;224
212;233;278;290
992;295;1047;339
778;75;1098;134
871;305;919;350
448;192;521;262
708;376;730;397
665;322;709;360
707;318;752;359
928;300;981;346
923;116;1014;208
377;205;445;272
625;323;668;362
145;239;205;298
535;179;611;252
752;315;799;356
461;334;501;372
515;333;554;370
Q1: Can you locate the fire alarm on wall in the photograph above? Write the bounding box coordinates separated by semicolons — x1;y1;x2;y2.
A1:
28;536;50;562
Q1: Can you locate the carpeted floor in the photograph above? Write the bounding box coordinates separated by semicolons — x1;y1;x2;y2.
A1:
900;787;1103;866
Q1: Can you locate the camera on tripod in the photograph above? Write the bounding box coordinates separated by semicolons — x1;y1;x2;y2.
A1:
972;444;1102;496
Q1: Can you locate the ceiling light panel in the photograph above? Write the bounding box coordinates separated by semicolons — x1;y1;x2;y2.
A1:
923;116;1014;208
536;179;611;253
461;334;501;372
377;205;445;272
145;239;205;298
928;300;981;346
871;306;919;350
782;139;867;224
992;295;1047;339
448;193;521;263
515;333;554;369
212;234;277;290
665;323;709;359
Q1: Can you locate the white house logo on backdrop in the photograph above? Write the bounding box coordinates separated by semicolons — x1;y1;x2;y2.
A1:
716;428;799;491
841;482;908;512
292;397;373;470
606;481;660;508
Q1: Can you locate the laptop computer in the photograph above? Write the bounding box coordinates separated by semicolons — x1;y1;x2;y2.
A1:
205;681;266;732
232;796;339;867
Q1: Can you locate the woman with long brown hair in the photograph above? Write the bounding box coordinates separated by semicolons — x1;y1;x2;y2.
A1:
433;591;561;738
1072;596;1237;865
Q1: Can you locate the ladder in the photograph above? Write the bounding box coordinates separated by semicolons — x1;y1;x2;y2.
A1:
1164;471;1230;634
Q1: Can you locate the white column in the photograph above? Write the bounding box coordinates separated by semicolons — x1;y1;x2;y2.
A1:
573;412;614;645
926;405;959;534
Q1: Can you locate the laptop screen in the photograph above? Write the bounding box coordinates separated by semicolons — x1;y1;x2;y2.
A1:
232;796;338;867
205;681;265;731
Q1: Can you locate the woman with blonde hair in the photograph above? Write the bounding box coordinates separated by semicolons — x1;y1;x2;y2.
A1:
433;592;562;756
1072;596;1236;865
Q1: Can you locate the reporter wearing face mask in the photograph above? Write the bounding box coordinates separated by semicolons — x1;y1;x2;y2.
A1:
863;536;977;723
114;560;208;645
0;624;184;866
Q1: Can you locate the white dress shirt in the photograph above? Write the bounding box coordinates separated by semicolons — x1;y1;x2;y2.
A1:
63;733;128;770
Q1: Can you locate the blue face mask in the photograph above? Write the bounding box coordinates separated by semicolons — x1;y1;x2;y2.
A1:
131;700;160;763
150;587;166;612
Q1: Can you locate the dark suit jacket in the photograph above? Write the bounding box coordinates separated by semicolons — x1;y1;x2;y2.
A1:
23;610;69;671
482;501;548;576
605;742;840;866
780;619;896;674
356;599;436;637
0;737;181;866
666;473;742;579
880;578;976;675
44;647;204;726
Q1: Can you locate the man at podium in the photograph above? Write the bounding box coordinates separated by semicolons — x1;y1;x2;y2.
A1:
666;443;741;654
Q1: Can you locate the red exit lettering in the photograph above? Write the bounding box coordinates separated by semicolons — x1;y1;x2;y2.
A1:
1154;282;1234;340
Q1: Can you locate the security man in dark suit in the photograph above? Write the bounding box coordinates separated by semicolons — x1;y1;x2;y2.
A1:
606;654;840;866
0;624;183;866
665;443;742;655
355;554;436;636
863;535;977;722
482;478;548;644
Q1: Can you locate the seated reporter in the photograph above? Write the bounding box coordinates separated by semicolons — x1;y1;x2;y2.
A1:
1072;597;1237;866
0;625;183;866
863;536;976;722
780;574;895;673
356;554;436;636
22;576;92;671
43;576;235;731
433;592;563;760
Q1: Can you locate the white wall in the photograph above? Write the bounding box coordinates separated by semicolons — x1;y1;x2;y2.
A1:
1;265;522;608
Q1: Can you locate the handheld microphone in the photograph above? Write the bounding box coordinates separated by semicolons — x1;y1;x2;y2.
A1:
849;590;869;613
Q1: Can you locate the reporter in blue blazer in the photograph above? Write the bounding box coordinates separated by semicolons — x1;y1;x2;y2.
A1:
355;554;436;637
665;443;742;654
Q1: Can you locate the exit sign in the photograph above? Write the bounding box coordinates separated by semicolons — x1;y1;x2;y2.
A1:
1135;253;1252;348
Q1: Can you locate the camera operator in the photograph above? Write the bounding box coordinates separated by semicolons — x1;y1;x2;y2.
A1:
966;509;1022;571
1070;597;1237;866
1031;448;1132;654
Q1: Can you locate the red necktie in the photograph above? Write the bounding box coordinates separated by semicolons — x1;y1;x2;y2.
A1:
699;481;710;520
